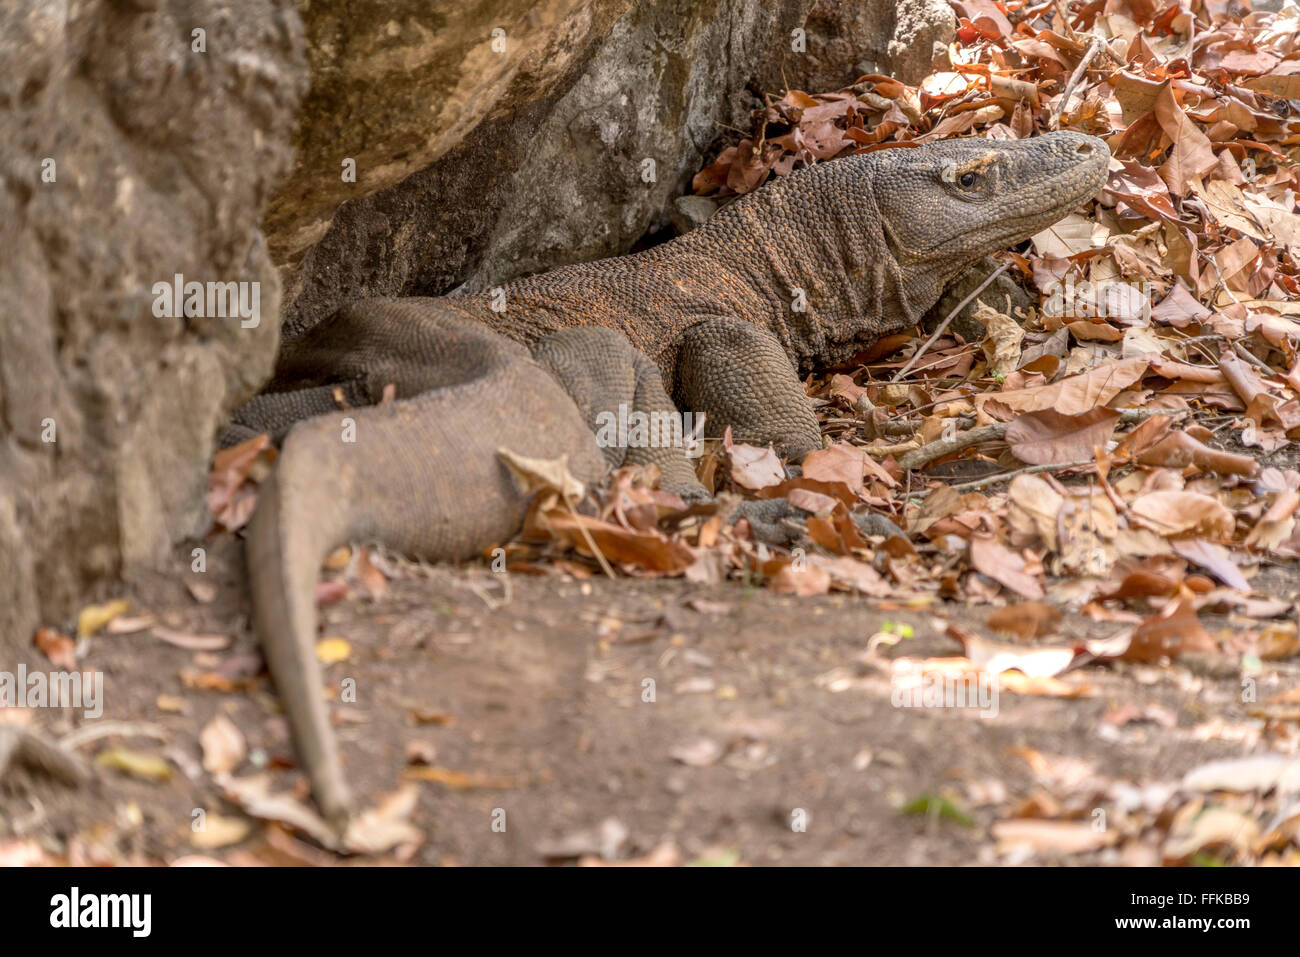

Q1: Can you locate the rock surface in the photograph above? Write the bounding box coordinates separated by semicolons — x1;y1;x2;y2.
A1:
272;0;955;339
1;0;955;649
0;1;305;655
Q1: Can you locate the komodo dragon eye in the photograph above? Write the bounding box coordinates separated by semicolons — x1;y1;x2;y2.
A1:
958;171;979;189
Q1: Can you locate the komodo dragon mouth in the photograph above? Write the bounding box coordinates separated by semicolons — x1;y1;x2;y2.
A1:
233;131;1110;833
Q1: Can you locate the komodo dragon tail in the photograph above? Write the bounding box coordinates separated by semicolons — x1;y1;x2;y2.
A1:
243;324;608;829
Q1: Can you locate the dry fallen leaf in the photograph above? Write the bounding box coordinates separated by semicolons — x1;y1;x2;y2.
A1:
200;713;247;776
315;638;352;665
33;627;77;669
1005;408;1119;466
76;599;130;639
96;748;172;782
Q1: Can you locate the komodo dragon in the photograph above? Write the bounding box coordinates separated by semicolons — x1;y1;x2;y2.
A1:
233;131;1109;830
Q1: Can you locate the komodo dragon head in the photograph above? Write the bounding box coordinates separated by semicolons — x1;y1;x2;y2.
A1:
870;130;1109;270
694;130;1110;366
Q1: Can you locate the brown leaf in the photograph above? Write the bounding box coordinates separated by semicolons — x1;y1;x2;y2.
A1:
987;602;1063;640
208;433;274;533
1135;430;1258;476
33;627;77;669
355;547;389;601
152;627;233;651
801;444;867;494
808;553;891;595
993;819;1117;855
770;563;831;596
1005;408;1119;465
1121;596;1217;663
545;511;695;573
723;428;785;491
403;766;516;790
200;714;247;775
1129;491;1235;539
969;537;1044;599
1152;82;1218;194
979;358;1148;418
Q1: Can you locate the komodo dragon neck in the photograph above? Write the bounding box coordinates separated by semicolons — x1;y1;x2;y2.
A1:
460;132;1109;373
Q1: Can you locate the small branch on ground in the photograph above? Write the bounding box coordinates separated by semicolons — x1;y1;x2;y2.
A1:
1050;38;1104;130
891;263;1010;383
0;727;92;788
898;408;1186;473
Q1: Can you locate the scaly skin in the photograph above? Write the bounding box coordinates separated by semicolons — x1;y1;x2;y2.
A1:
235;133;1109;828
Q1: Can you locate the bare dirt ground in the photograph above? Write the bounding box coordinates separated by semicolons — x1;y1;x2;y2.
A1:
4;528;1294;867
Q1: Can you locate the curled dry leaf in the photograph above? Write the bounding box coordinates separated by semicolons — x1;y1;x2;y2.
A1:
969;536;1044;600
993;819;1118;856
190;813;255;850
987;602;1062;640
497;448;585;504
342;785;424;857
1136;430;1258;476
96;748;172;782
208;433;274;533
770;563;831;596
1129;490;1235;539
1117;597;1217;663
544;510;695;573
76;599;130;639
976;300;1023;377
723;428;785;490
33;627;77;670
200;713;247;775
1006;474;1064;551
801;443;876;494
152;627;233;652
979;359;1148;418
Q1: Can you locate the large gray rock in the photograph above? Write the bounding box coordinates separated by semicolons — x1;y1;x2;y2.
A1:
0;0;954;653
757;0;955;93
0;1;305;656
274;0;820;336
272;0;955;338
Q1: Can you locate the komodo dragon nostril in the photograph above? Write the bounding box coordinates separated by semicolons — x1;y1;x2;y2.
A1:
1076;141;1094;155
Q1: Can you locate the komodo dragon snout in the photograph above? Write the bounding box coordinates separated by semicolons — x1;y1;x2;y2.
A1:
871;131;1109;265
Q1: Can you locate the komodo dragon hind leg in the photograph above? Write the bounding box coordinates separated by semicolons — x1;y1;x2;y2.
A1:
672;316;821;462
531;326;709;501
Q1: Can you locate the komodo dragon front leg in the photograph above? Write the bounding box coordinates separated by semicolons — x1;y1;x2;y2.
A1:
671;317;821;462
239;313;706;828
